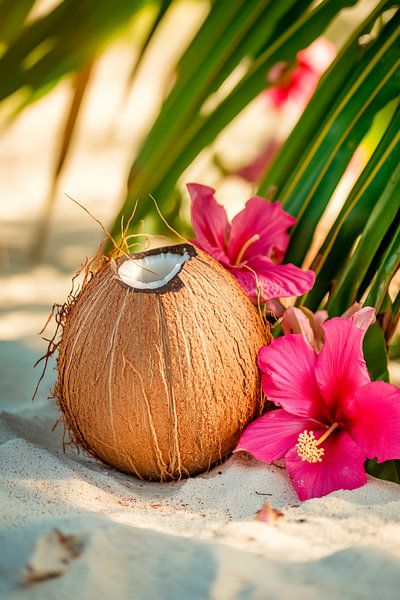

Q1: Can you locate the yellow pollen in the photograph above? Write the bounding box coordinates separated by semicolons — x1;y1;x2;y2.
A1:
235;234;260;265
296;423;339;464
296;431;324;463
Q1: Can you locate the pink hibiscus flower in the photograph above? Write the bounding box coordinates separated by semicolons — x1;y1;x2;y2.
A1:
266;38;336;110
235;317;400;500
233;39;336;184
188;183;315;304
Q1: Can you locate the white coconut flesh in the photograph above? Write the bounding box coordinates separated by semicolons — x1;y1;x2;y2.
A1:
117;249;190;290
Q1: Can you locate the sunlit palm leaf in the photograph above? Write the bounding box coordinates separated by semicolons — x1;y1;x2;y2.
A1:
327;163;400;315
280;15;400;264
109;0;357;242
0;0;36;46
126;0;293;192
30;58;95;261
0;0;151;110
365;225;400;311
124;0;174;94
301;103;400;311
258;0;394;194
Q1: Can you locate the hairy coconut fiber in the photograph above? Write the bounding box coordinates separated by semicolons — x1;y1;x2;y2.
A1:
55;244;269;480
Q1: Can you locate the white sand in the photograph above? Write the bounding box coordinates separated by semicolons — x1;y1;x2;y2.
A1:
1;365;400;599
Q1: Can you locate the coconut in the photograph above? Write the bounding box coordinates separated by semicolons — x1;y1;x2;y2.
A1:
55;243;269;480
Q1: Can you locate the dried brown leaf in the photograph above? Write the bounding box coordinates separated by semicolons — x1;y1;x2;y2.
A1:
255;501;284;524
22;529;84;585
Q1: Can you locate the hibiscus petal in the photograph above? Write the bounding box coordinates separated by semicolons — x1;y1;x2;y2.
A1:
234;409;316;463
187;183;230;262
315;318;370;416
350;306;376;332
227;197;295;264
264;298;286;318
281;306;315;348
346;381;400;462
342;304;376;333
341;302;363;319
282;306;328;353
241;256;315;301
228;266;260;300
314;310;329;326
258;335;328;420
285;431;367;501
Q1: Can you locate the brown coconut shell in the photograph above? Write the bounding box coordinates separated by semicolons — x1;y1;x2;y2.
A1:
55;244;269;480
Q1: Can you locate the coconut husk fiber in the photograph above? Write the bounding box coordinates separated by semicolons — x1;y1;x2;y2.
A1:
55;244;269;480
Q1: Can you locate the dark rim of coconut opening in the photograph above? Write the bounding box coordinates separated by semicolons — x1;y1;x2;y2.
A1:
113;243;197;293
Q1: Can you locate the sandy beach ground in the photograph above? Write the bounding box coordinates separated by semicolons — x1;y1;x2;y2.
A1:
1;3;400;597
1;394;400;599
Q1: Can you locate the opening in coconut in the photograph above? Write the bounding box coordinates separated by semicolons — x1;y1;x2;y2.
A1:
117;247;191;290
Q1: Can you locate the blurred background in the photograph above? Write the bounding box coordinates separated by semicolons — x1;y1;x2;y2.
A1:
0;0;399;407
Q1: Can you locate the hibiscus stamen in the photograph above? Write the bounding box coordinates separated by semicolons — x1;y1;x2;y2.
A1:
296;423;339;463
296;431;324;463
235;234;260;265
